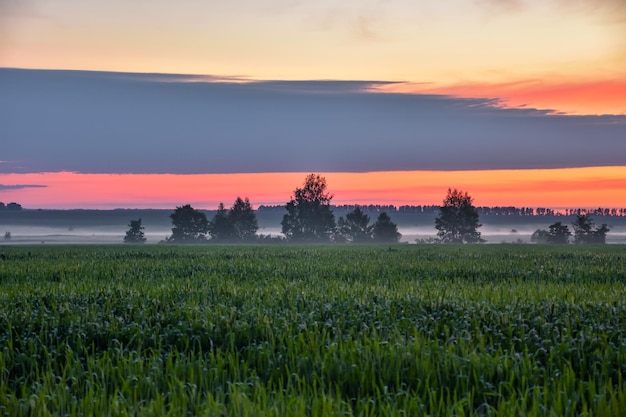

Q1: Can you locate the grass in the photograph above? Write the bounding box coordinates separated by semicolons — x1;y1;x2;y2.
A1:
1;244;625;416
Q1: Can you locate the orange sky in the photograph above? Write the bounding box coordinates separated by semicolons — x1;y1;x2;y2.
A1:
2;167;625;210
377;78;626;116
1;2;625;210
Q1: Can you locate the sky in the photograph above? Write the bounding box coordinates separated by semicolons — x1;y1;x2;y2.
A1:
1;0;625;209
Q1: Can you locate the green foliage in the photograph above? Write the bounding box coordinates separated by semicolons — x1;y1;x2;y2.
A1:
167;204;209;242
435;188;484;243
1;245;625;416
281;174;336;242
123;218;146;243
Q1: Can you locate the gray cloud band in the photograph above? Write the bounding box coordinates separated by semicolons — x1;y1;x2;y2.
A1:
1;68;624;174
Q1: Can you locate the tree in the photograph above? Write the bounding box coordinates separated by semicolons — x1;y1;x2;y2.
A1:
229;197;258;241
6;202;22;211
548;222;571;244
281;174;336;242
123;218;146;243
530;229;550;244
337;207;372;243
372;212;401;243
3;231;11;240
531;222;572;244
435;188;484;243
167;204;209;242
209;197;258;242
208;203;234;241
572;214;609;244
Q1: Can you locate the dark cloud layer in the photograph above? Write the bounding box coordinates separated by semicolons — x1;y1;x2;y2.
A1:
1;68;625;174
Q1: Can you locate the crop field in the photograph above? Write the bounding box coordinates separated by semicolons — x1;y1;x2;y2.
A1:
1;245;625;416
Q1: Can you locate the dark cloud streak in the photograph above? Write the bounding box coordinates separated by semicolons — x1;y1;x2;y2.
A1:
0;68;624;174
0;184;47;191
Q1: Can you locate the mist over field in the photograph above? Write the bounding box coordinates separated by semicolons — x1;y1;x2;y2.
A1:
2;210;625;244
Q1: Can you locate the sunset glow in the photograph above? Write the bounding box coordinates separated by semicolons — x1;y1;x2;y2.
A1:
2;167;625;210
377;78;626;116
2;1;625;211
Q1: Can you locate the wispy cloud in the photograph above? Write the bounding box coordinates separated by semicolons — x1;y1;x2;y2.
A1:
474;0;626;23
0;184;47;191
297;1;392;42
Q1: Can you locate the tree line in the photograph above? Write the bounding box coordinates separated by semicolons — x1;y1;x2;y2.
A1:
530;215;610;244
259;204;626;217
0;202;22;211
124;174;402;244
123;174;611;244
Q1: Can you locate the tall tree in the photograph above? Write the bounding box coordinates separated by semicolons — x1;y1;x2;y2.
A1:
229;197;258;241
281;174;336;242
209;198;258;242
167;204;209;242
123;218;146;243
435;188;483;243
337;207;372;243
572;214;609;244
208;203;234;241
372;212;401;243
210;197;258;242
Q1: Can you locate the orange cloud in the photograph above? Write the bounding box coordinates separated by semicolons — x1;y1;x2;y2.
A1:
379;78;626;115
1;167;625;210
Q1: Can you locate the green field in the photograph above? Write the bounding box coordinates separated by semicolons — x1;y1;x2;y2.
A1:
1;245;625;416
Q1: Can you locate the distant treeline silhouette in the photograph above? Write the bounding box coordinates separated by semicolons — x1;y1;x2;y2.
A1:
0;202;22;211
258;205;626;217
3;200;626;218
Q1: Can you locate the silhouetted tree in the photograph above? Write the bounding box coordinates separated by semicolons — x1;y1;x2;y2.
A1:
530;229;550;244
4;231;11;240
0;203;5;211
572;214;609;244
167;204;209;242
372;212;401;243
548;222;571;244
229;197;258;241
531;222;572;244
281;174;336;242
435;188;484;243
123;218;146;244
591;224;610;244
208;203;234;241
6;202;22;211
337;207;372;243
209;197;258;242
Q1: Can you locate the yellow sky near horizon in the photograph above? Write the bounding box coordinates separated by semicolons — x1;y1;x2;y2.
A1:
2;0;625;114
